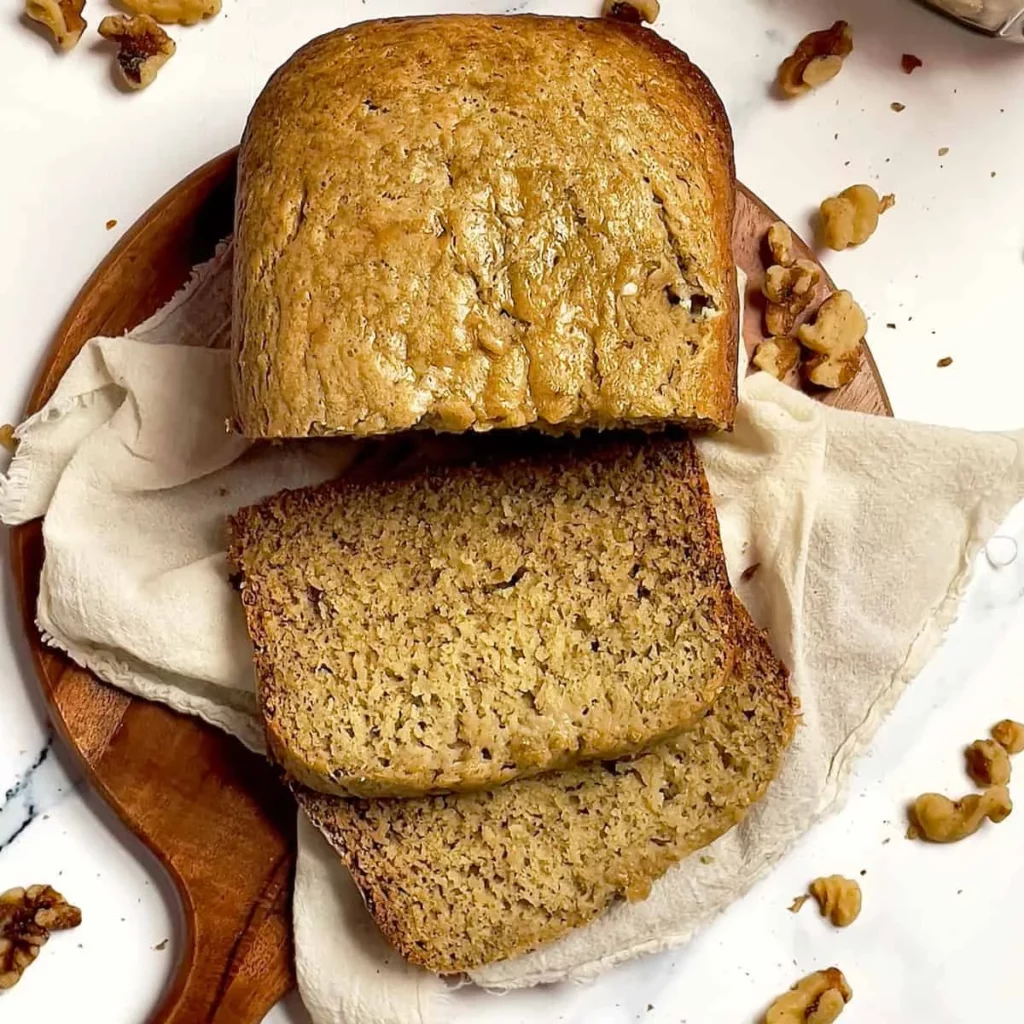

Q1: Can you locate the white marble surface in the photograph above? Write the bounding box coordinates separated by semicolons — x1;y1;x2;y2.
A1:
0;1;1022;1021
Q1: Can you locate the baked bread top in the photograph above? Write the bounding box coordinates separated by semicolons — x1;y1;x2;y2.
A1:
233;15;737;438
227;435;739;798
298;606;795;973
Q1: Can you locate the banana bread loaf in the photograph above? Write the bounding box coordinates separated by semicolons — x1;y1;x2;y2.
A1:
298;608;795;973
227;435;740;797
233;15;737;438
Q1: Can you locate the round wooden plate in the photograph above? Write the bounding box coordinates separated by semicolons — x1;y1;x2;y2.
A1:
8;149;891;1024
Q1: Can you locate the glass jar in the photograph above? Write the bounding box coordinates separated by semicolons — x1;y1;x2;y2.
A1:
919;0;1024;38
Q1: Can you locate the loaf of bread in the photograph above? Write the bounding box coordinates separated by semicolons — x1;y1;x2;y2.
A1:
298;608;795;973
233;15;737;439
227;436;740;798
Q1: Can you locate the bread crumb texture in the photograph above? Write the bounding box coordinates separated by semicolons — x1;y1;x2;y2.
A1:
233;15;737;438
228;436;740;797
299;609;795;972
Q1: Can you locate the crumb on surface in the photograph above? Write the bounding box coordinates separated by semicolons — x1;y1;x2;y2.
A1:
106;219;117;230
901;53;923;74
937;357;952;368
891;102;906;112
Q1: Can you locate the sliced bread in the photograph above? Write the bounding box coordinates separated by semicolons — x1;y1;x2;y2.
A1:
298;608;796;973
233;15;737;438
227;435;739;797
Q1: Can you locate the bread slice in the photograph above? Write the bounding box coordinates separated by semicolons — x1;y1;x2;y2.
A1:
298;608;795;973
227;435;739;798
233;15;737;438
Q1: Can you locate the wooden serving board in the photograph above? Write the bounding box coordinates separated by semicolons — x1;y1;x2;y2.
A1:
8;149;891;1024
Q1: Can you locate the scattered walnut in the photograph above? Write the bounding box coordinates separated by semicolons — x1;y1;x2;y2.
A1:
764;967;852;1024
98;14;176;91
24;0;86;51
120;0;220;26
601;0;660;24
966;739;1011;787
777;22;853;98
901;54;923;74
809;876;862;928
767;221;795;267
909;785;1012;843
0;886;82;990
763;259;822;335
891;102;906;113
754;337;802;380
992;719;1024;755
820;185;891;250
804;350;860;390
0;424;17;455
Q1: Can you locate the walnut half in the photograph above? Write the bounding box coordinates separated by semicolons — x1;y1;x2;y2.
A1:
965;739;1011;787
763;259;822;336
120;0;221;26
808;876;861;928
764;967;852;1024
24;0;86;51
753;337;802;381
797;290;866;390
777;22;854;98
767;221;795;267
0;885;82;990
992;719;1024;755
0;424;17;455
820;185;893;251
98;14;176;90
601;0;660;24
908;785;1012;843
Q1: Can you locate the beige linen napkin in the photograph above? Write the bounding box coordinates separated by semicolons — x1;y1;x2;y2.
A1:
2;246;1023;1023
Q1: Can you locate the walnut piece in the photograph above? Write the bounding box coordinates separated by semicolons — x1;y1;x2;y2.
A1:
820;185;892;250
965;739;1011;787
601;0;660;24
992;719;1024;755
764;968;852;1024
798;291;866;358
777;22;853;98
809;876;862;928
0;424;17;455
120;0;220;26
788;893;810;914
0;885;82;990
24;0;86;51
763;259;822;336
754;337;802;380
767;221;795;267
98;14;175;90
991;720;1024;753
804;349;860;390
909;785;1012;843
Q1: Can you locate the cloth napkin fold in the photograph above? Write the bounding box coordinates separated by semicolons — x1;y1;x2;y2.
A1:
2;245;1022;1024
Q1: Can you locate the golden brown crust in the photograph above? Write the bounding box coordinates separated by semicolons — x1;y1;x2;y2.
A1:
233;15;737;438
297;606;794;973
